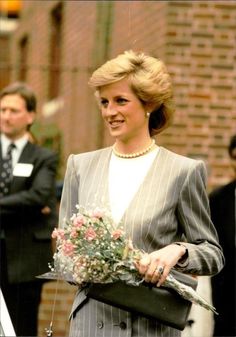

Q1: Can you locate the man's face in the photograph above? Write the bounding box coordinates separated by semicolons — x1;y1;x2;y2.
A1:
0;94;35;140
230;148;236;178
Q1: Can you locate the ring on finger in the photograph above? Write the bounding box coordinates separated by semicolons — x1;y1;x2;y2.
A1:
155;266;164;275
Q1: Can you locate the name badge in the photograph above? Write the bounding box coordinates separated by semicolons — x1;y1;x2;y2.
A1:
13;163;34;177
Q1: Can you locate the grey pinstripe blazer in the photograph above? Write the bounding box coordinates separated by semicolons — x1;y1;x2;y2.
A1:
59;146;224;337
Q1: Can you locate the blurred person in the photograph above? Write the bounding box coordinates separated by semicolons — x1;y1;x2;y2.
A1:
27;130;51;216
0;82;58;336
209;134;236;336
59;50;224;337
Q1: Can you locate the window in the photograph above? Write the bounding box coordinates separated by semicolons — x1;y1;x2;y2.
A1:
18;35;28;81
48;3;63;99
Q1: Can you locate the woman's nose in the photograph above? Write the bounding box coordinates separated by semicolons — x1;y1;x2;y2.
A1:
106;103;117;116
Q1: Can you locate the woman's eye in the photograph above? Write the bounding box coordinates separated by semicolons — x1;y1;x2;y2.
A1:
100;99;108;107
116;98;128;105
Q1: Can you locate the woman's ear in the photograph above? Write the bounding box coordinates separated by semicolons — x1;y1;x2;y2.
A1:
145;102;156;113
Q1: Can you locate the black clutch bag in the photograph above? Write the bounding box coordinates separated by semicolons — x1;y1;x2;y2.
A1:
86;270;197;331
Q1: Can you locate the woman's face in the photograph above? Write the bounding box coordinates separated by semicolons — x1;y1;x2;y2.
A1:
99;78;149;143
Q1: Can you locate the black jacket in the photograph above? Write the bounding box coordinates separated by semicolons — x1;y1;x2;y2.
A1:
209;180;236;336
0;140;58;283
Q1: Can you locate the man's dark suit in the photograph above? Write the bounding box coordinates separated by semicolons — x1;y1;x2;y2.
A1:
0;139;58;336
209;180;236;337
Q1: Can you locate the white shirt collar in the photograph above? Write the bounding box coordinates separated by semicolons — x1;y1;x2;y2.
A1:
1;133;29;157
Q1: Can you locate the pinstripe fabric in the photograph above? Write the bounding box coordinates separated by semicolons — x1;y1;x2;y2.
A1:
59;146;224;337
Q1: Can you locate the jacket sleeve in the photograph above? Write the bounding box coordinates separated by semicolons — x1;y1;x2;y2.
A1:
176;160;224;276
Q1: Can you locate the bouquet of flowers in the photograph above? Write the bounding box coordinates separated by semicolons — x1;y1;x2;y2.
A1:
47;204;217;314
50;205;142;286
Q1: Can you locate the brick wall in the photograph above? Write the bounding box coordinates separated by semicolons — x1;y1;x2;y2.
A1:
38;281;76;336
162;1;236;188
5;1;236;336
0;34;11;87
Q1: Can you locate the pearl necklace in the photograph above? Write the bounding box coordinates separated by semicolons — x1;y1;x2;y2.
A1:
113;139;156;159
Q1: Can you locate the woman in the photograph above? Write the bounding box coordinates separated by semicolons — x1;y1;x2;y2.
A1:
59;50;224;337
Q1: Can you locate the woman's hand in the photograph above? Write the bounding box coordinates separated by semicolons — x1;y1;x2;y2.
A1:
136;244;186;287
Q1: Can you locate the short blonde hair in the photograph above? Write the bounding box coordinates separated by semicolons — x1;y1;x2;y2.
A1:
89;50;174;135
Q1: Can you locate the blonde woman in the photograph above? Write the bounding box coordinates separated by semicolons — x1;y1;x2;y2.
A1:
59;50;224;337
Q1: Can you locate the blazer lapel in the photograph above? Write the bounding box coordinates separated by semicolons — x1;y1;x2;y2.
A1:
79;147;112;211
118;148;163;228
102;147;162;224
11;142;35;192
17;141;34;163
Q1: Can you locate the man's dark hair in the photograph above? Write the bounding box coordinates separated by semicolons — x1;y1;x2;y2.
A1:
228;135;236;158
0;82;37;112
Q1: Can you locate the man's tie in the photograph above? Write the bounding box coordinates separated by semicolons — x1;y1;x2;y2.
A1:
0;143;15;198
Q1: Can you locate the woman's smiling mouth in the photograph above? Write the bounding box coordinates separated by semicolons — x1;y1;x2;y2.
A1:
108;120;124;128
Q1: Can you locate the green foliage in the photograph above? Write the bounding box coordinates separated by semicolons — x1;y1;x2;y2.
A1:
31;121;64;179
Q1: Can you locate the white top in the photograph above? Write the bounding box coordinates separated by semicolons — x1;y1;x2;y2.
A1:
1;134;28;168
109;146;159;224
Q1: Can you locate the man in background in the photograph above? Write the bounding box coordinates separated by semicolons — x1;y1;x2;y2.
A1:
209;134;236;337
0;82;58;336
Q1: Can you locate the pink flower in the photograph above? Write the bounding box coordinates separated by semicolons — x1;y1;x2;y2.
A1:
51;228;65;240
112;229;124;240
62;241;74;256
91;209;103;219
70;229;78;238
73;215;85;228
85;227;97;241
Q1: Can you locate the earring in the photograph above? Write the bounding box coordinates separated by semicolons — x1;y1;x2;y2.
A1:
146;112;150;118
